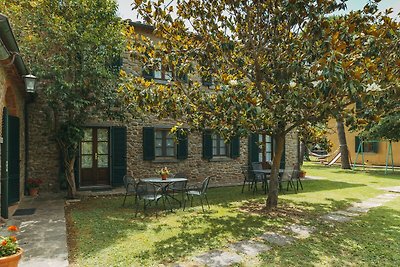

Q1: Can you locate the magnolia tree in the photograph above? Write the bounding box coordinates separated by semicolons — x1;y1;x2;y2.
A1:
123;0;394;209
4;0;125;197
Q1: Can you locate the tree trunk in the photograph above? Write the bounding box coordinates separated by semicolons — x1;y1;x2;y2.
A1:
64;152;77;198
266;133;285;210
336;115;351;169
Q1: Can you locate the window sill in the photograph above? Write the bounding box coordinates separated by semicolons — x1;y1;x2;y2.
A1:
153;158;179;163
209;156;232;162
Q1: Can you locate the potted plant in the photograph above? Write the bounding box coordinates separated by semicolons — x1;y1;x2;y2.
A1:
0;225;22;267
157;167;170;180
299;170;306;178
26;178;43;197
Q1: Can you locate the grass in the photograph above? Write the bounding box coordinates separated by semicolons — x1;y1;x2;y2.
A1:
67;163;400;266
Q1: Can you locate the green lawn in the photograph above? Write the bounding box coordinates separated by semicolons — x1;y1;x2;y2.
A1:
67;163;400;266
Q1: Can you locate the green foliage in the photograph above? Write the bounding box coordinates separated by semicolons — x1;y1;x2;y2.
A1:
4;0;125;124
364;112;400;142
3;0;126;195
0;226;19;257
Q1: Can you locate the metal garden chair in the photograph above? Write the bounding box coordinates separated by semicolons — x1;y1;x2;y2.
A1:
241;165;256;193
134;181;164;216
122;175;137;207
183;176;212;212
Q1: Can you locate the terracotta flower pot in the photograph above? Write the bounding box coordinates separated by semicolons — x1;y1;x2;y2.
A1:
29;188;39;197
161;174;168;180
0;248;23;267
299;171;306;178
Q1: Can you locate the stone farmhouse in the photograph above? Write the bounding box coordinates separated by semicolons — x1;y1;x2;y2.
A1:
0;19;300;219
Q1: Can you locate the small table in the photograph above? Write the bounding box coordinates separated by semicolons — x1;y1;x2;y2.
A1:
140;177;188;207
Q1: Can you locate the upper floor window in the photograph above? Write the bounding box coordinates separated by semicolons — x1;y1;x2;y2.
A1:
143;58;187;83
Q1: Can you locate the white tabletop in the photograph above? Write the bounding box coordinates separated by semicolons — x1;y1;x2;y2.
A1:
141;177;188;183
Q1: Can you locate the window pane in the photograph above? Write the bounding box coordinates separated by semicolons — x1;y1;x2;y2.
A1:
97;142;108;155
220;146;226;155
166;147;175;156
166;138;174;147
82;155;92;168
82;142;92;155
155;130;162;139
97;129;108;141
266;143;272;153
155;139;162;147
98;155;108;168
83;129;92;141
165;71;173;80
213;147;217;155
155;147;162;156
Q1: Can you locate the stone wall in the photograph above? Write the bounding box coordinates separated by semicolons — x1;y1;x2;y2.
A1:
126;119;248;186
285;130;299;169
26;90;60;192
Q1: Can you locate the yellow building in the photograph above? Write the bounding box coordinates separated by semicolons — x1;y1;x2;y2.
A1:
326;119;400;167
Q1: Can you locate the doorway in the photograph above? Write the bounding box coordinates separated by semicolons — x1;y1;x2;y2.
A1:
80;127;110;187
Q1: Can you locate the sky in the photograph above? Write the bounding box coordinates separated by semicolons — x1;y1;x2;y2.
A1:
116;0;400;20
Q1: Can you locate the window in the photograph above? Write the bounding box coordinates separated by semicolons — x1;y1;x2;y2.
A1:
258;134;273;162
155;129;176;157
143;58;188;82
212;134;228;156
153;59;173;81
355;136;378;153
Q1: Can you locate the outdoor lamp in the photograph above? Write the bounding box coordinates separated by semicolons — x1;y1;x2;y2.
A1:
23;74;37;93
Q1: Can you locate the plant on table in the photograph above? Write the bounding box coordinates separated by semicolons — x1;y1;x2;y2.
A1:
157;167;170;179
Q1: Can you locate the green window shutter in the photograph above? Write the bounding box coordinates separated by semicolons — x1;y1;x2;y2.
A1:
202;130;213;160
111;127;127;186
280;140;286;169
248;133;259;164
143;127;155;160
1;108;9;218
230;135;240;159
355;136;361;153
8;116;20;204
177;128;188;160
372;142;379;153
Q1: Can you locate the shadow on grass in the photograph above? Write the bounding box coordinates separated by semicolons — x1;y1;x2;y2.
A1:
259;206;400;266
67;187;361;266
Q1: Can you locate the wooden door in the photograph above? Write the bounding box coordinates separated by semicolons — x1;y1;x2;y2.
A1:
80;128;110;186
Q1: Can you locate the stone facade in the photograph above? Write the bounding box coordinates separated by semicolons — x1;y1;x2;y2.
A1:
26;91;60;192
24;22;299;191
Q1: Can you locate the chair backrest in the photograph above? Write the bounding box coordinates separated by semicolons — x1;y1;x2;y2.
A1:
136;181;159;197
200;176;212;194
123;175;136;192
251;162;263;170
240;166;254;181
174;172;187;178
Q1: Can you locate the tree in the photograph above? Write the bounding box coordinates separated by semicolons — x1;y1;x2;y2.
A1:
3;0;125;197
123;0;395;210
